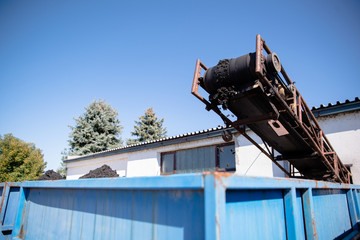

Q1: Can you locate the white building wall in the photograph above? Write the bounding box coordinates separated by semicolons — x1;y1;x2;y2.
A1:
66;154;129;180
66;110;360;183
233;111;360;182
66;136;227;179
234;132;287;178
316;111;360;184
126;150;159;177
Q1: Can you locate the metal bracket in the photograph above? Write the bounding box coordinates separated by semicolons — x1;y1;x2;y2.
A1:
191;59;210;108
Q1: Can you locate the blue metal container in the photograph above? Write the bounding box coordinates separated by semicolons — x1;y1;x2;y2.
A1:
0;173;359;240
0;182;22;240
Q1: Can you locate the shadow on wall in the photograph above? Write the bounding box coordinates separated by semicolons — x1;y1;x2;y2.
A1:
234;133;288;178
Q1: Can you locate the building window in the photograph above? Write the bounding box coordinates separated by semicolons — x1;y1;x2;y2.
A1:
161;152;175;174
160;143;235;174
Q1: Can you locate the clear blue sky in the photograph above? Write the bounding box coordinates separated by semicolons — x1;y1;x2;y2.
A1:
0;0;359;171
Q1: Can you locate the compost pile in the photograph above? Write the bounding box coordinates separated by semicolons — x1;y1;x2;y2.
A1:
79;164;119;179
38;170;64;180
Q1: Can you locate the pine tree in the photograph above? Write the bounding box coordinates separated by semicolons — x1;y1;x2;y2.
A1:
68;100;123;156
56;149;68;177
127;107;167;145
0;134;46;182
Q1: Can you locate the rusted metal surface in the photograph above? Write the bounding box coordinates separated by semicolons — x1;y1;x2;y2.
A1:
191;59;209;106
191;34;351;183
255;36;349;183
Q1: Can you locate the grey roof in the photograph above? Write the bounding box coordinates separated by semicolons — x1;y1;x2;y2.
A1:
312;97;360;117
65;126;235;162
65;97;360;163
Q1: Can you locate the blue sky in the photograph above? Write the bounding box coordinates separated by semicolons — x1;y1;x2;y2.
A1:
0;0;359;171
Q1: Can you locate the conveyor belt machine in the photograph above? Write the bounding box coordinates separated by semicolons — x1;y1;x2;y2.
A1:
191;34;351;183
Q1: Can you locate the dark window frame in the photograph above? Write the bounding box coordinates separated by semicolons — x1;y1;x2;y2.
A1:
160;151;176;175
160;142;235;175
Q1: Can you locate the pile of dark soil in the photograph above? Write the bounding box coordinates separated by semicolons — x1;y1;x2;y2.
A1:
38;170;64;180
79;164;119;179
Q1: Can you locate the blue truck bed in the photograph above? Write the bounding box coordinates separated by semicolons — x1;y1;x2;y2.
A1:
1;173;359;239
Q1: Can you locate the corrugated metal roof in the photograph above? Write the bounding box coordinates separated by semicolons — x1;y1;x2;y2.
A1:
65;97;359;162
311;97;360;110
312;97;360;117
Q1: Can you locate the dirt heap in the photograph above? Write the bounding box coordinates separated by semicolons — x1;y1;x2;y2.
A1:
79;164;119;179
38;170;64;180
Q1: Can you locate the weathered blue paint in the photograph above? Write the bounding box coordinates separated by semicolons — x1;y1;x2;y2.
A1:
204;174;216;240
2;187;20;228
353;189;360;221
283;188;304;240
313;189;352;239
11;187;27;239
347;190;359;229
1;173;360;239
20;188;204;240
0;183;22;240
295;190;306;239
226;189;287;240
303;188;317;239
20;173;204;190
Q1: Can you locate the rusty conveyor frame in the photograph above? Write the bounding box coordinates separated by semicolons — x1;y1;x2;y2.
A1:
191;34;351;183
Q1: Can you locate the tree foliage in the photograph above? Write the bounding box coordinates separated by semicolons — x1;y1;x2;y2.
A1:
0;134;46;182
56;161;67;178
127;107;167;145
68;99;123;156
56;149;68;178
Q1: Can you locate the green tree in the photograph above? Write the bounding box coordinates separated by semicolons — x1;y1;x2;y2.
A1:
127;107;167;145
56;149;68;178
0;134;46;182
68;99;123;156
57;161;67;178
